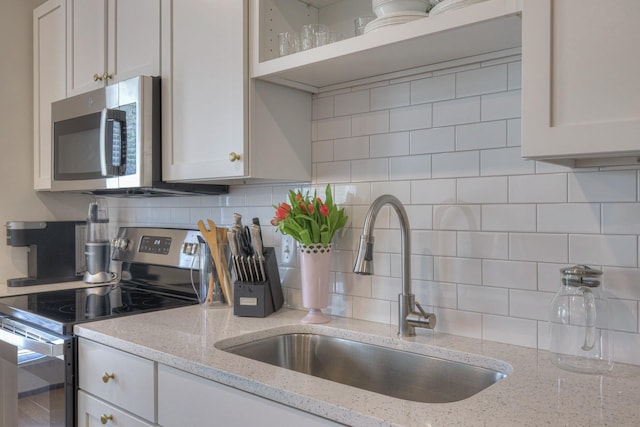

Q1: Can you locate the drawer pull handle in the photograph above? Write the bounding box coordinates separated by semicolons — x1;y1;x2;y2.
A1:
100;413;113;424
229;152;241;162
102;372;115;383
93;73;103;82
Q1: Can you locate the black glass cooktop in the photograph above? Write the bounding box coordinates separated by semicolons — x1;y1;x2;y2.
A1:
0;283;198;335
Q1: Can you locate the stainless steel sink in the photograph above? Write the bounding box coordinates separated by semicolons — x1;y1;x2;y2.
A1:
220;333;508;403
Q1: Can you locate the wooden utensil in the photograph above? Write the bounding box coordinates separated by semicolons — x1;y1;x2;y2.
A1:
197;219;233;306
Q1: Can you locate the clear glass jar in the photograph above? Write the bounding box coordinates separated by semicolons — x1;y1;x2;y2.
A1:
548;265;613;374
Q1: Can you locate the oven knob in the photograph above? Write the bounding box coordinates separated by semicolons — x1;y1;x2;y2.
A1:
112;238;130;251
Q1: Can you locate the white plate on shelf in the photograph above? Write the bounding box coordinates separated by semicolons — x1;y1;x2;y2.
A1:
364;10;428;34
429;0;487;16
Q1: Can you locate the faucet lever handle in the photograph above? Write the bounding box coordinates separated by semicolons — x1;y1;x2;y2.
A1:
415;301;428;317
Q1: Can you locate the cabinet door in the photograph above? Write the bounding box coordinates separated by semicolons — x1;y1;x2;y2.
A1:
33;0;66;190
157;364;342;427
107;0;161;83
66;0;107;96
521;0;640;165
161;0;247;181
77;391;154;427
78;339;155;423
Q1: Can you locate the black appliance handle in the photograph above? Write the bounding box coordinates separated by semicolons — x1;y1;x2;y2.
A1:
99;108;127;177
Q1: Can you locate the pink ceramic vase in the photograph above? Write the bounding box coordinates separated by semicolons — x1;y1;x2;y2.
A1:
299;243;332;323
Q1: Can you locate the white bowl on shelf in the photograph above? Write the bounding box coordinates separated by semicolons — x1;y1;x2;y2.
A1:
372;0;429;18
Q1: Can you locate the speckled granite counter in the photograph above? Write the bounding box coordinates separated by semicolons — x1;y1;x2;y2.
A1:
74;306;640;426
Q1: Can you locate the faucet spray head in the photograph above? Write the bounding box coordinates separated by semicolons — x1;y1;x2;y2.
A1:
353;235;374;275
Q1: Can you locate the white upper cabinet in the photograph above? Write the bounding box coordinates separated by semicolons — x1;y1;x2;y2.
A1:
250;0;523;92
66;0;160;96
161;0;311;183
33;0;66;190
521;0;640;166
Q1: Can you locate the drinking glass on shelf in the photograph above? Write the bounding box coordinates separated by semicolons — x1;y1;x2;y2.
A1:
278;31;300;57
354;16;375;36
328;32;343;44
301;24;329;50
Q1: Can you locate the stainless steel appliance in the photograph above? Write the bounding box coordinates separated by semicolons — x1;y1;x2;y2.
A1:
83;199;112;284
50;76;227;196
6;221;86;287
0;227;202;427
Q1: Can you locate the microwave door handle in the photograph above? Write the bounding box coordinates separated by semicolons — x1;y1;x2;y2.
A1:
100;108;127;177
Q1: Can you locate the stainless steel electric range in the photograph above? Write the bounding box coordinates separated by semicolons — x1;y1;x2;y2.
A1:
0;227;203;427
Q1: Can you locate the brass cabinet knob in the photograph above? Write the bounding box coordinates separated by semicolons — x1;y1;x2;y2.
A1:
229;152;241;162
102;72;113;81
100;414;113;424
101;372;115;383
93;73;103;82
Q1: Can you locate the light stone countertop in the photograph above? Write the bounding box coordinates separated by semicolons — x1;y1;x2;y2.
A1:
74;306;640;427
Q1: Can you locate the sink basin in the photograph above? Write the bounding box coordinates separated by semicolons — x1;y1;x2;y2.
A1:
220;333;508;403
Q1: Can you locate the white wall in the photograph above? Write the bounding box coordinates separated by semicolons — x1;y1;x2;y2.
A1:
0;0;91;283
110;54;640;366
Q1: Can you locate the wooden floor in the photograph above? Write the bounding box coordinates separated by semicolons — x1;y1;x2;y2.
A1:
17;388;65;427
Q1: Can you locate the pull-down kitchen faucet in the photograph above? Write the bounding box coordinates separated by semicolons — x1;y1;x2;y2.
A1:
353;194;436;336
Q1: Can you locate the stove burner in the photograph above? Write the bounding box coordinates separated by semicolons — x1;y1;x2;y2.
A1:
58;304;76;314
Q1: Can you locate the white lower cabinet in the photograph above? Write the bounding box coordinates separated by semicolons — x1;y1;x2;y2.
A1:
77;339;156;425
157;364;342;427
77;391;155;427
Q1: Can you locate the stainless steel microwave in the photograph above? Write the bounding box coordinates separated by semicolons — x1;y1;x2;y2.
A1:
50;76;227;196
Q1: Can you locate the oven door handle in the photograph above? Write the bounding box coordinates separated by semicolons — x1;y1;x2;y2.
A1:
0;328;65;358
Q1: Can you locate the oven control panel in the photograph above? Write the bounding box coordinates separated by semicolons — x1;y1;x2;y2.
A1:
112;227;203;269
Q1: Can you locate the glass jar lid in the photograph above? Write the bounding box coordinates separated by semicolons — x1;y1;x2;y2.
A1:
560;264;602;287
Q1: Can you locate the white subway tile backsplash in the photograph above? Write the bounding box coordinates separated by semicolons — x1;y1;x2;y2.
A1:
316;116;351;141
433;205;481;231
333;136;370;161
410;126;455;154
457;176;508;204
389;155;431;181
370;132;410;158
481;90;521;121
602;267;640;300
483;260;537;290
510;233;568;263
352;110;389;136
433;97;481;127
456;65;507;97
482;314;538;348
507;61;522;90
458;285;509;315
335;89;370;117
411;178;456;204
411;74;456;104
506;118;521;147
371;82;410;111
455;120;506;151
481;147;535;176
312;95;334;120
389;104;432;132
508;174;567;203
434;257;482;285
482;204;536;232
568;170;638;202
351;158;388;182
312;140;334;162
569;234;638;268
111;59;640;365
457;232;508;259
603;203;640;234
537;203;601;234
432;151;479;178
509;290;554;321
412;230;457;257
